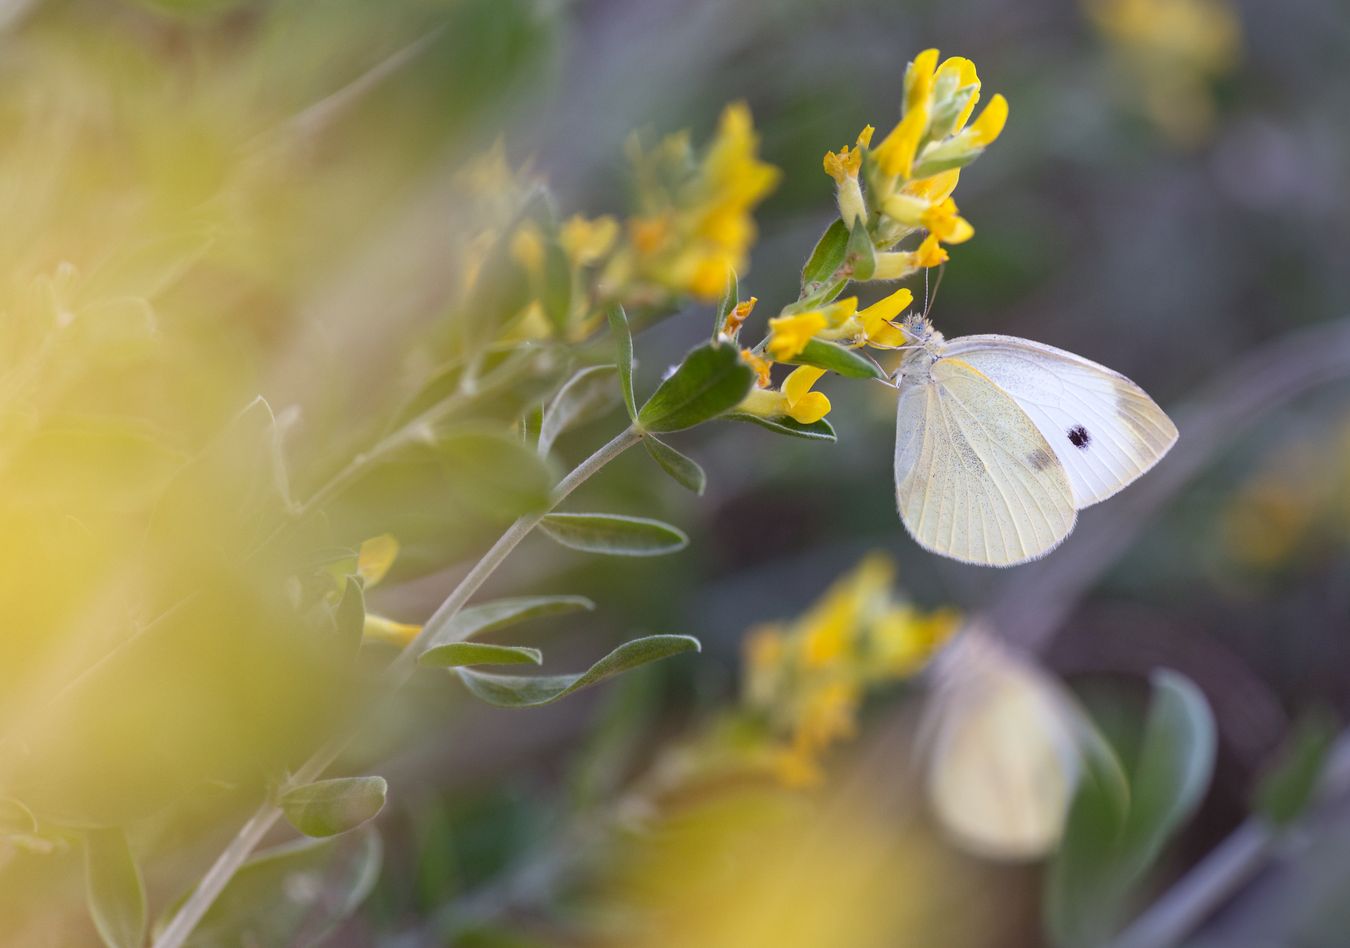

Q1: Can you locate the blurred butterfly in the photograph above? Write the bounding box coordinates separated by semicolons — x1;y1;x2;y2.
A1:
894;317;1177;566
920;627;1101;861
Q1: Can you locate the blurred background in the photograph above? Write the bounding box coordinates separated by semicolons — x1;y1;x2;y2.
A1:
1;0;1349;945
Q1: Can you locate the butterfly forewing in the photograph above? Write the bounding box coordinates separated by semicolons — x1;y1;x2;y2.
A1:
941;335;1178;508
895;357;1077;566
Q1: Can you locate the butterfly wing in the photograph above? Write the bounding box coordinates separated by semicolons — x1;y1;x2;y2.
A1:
895;357;1077;567
942;334;1178;508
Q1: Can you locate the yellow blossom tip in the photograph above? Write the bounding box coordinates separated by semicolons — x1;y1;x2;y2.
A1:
741;348;773;388
905;48;940;113
912;233;949;268
967;93;1008;147
767;312;827;361
856;124;875;148
357;534;400;587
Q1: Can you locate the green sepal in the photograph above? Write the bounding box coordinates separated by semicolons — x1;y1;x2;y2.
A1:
606;305;638;421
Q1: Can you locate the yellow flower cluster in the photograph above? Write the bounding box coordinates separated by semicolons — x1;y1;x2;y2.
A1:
724;49;1006;430
614;103;781;300
742;554;958;786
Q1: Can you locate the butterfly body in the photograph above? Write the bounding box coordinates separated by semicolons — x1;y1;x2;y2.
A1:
893;318;1177;567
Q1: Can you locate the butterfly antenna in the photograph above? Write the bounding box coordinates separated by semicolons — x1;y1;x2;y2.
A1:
923;264;947;321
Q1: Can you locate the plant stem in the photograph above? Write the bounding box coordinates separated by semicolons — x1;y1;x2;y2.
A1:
151;425;643;948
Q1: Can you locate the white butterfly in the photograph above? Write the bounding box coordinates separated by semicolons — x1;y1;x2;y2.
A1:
894;318;1178;567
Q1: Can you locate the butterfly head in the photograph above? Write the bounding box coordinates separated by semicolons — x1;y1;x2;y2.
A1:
896;316;946;382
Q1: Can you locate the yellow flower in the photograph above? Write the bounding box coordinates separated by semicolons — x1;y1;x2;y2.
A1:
734;365;832;425
560;214;619;267
723;296;758;337
357;534;399;586
622;103;780;299
964;93;1008;148
781;366;832;424
873;103;930;180
854;288;913;348
922;198;975;244
509;222;546;273
767;312;827;361
823;145;863;185
911;233;949;268
362;614;422;647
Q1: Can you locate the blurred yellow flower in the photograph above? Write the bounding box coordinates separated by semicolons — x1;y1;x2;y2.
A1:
766;312;828;361
619;102;780;300
560;213;619;267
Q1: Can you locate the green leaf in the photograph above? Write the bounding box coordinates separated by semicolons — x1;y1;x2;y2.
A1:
418;642;544;668
1255;707;1337;827
538;365;620;456
722;412;837;442
606;305;637;421
845;218;877;281
1044;671;1216;948
159;827;381;948
642;436;707;495
427;595;595;646
637;342;754;433
539;239;573;332
457;634;701;707
786;338;887;380
85;829;146;948
1045;729;1131;948
435;427;557;517
539;513;689;557
714;268;740;339
1122;670;1216;873
280;777;388;838
800;218;849;290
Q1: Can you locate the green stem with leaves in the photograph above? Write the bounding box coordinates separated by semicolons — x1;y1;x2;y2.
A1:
151;425;643;948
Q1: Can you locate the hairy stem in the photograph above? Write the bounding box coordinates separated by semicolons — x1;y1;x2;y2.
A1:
151;425;643;948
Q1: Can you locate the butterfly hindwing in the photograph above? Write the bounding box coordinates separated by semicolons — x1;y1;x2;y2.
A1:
941;335;1178;509
895;357;1077;567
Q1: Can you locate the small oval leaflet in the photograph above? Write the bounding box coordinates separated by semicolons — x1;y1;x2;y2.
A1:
280;776;388;839
457;634;701;708
539;513;689;557
418;642;543;669
423;594;595;650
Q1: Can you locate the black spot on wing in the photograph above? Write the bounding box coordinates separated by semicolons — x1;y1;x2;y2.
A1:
1067;425;1090;449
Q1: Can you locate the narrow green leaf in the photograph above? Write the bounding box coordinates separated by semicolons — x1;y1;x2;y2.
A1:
714;269;740;339
458;634;701;708
1255;708;1337;827
606;305;637;421
418;642;544;668
786;338;887;380
643;436;707;495
637;342;754;433
538;365;620;456
845;218;877;281
429;595;595;646
800;218;849;290
1122;670;1216;873
85;829;146;948
157;827;381;948
281;777;388;839
722;412;837;442
540;513;689;557
435;427;557;517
